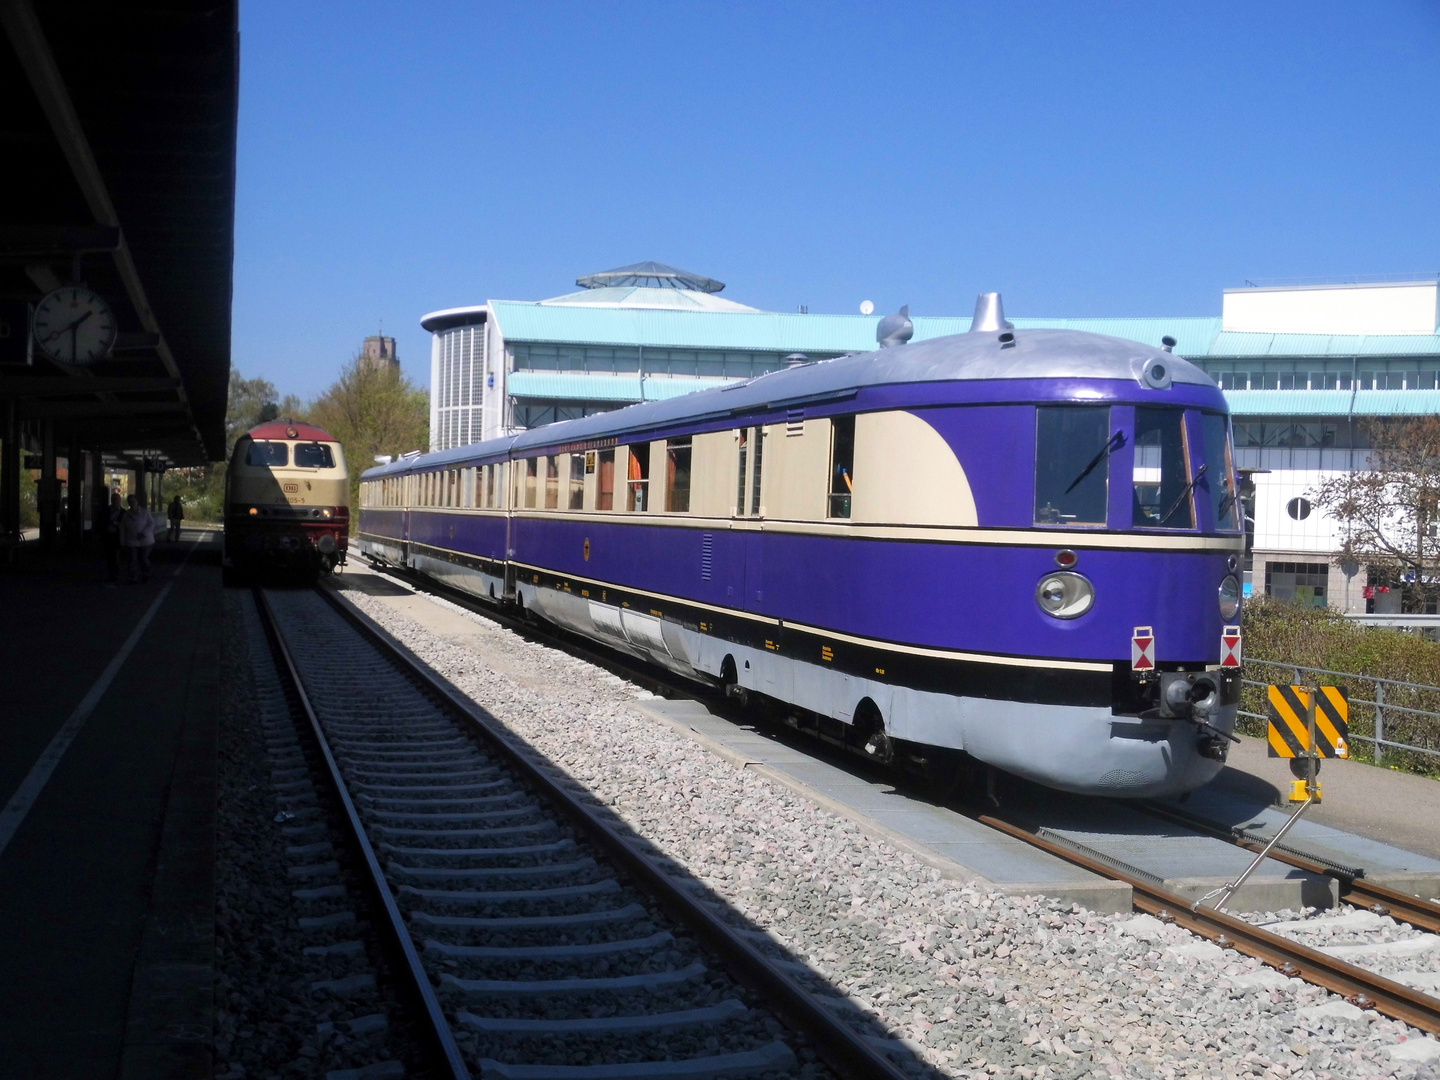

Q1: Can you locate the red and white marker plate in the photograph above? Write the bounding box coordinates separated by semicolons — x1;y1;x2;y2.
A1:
1132;626;1155;671
1220;625;1242;668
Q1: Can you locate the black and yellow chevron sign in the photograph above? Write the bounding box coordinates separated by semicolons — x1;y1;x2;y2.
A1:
1267;685;1350;759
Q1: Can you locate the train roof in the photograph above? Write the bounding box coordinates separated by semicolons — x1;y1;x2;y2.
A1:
244;420;338;443
363;327;1220;479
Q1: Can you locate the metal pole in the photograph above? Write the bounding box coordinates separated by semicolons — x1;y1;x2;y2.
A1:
1374;682;1386;766
1203;793;1316;912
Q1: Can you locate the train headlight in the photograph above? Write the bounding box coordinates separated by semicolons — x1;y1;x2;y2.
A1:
248;506;257;516
321;507;332;519
1219;575;1241;620
1035;572;1094;619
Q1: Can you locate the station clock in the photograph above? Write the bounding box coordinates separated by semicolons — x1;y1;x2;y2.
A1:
32;286;118;364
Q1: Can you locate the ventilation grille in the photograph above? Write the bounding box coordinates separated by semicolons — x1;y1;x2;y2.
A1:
786;409;805;436
701;533;713;580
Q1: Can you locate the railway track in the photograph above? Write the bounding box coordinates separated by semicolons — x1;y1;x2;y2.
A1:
348;563;1440;1042
252;584;924;1080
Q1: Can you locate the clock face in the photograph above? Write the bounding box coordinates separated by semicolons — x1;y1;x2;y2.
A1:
32;286;118;364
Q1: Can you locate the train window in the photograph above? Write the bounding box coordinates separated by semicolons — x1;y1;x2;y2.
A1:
749;428;763;515
627;443;651;511
1201;413;1240;531
295;443;334;469
1034;407;1112;526
524;458;538;508
246;441;288;467
486;465;496;508
666;438;692;513
1133;407;1194;529
596;449;615;510
736;430;748;515
828;416;854;518
545;455;559;509
568;455;585;510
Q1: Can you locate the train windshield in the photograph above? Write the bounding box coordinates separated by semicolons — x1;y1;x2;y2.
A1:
1132;408;1193;528
295;442;335;469
246;441;288;467
1034;406;1112;526
1201;412;1240;531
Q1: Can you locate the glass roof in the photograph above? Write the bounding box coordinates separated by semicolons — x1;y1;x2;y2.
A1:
575;261;725;293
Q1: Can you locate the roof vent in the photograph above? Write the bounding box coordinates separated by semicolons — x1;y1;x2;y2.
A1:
876;305;914;348
1161;335;1177;353
969;292;1014;333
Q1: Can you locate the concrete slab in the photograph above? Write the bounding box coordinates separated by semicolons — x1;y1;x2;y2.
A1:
0;531;220;1080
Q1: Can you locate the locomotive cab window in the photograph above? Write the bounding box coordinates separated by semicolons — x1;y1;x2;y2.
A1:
294;443;334;469
1201;412;1240;531
246;441;288;467
1034;407;1111;526
1133;407;1194;529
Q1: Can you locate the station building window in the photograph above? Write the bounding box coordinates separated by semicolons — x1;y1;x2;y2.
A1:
627;443;651;511
828;416;854;519
666;438;692;513
1034;406;1111;526
1265;562;1328;607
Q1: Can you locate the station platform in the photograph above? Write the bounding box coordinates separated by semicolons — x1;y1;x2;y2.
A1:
0;529;221;1080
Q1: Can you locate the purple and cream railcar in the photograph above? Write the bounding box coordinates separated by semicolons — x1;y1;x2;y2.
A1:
358;298;1245;797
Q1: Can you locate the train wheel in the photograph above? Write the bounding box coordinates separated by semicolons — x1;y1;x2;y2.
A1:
720;657;748;708
853;699;893;765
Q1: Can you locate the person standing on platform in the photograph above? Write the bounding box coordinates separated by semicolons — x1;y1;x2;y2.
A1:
167;495;184;542
121;493;156;583
103;489;124;586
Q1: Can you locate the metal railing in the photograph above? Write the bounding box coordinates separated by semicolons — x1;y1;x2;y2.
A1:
1240;657;1440;765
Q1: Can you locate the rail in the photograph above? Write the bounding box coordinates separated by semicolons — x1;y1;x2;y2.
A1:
980;814;1440;1036
313;582;918;1080
1240;657;1440;764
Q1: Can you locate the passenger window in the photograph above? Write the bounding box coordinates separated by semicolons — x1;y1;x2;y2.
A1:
626;442;650;511
294;442;334;468
568;454;585;510
1034;407;1113;526
666;437;692;513
246;441;288;467
1201;413;1239;531
749;428;763;515
736;430;749;515
1133;407;1194;528
545;455;559;509
828;416;854;519
596;449;615;510
524;458;538;508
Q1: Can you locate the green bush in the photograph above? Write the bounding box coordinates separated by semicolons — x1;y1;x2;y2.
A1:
1242;597;1440;777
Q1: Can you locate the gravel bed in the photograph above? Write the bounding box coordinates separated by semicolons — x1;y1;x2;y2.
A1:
214;589;423;1080
337;574;1440;1080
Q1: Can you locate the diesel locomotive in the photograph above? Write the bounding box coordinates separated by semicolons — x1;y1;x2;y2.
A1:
356;295;1245;798
224;420;349;581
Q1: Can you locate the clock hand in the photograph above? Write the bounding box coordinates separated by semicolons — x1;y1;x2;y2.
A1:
40;309;94;343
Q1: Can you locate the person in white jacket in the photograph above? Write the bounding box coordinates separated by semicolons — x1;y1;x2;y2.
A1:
120;493;157;583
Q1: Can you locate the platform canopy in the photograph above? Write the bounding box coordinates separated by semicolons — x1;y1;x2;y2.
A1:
0;0;239;465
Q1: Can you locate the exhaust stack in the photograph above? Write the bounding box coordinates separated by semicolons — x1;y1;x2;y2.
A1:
969;292;1014;332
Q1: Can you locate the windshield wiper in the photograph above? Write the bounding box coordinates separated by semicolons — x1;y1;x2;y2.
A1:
1065;430;1125;494
1160;463;1208;525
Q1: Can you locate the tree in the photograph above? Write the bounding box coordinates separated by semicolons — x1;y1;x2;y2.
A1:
307;354;429;525
1310;416;1440;612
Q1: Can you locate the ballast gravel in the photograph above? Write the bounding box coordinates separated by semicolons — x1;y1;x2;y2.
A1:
339;576;1440;1080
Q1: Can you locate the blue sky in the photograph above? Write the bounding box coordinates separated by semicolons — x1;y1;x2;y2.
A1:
234;1;1440;400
